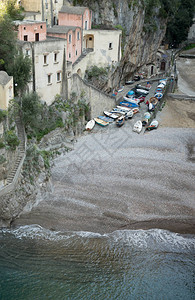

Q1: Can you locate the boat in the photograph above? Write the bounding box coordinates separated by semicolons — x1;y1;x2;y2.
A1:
117;86;124;92
126;90;135;97
142;113;151;126
125;110;133;119
135;84;150;91
98;116;114;123
120;101;139;108
146;82;151;89
133;120;142;133
123;96;140;104
117;105;132;111
132;108;139;114
149;97;158;105
104;111;119;120
146;120;159;131
85;119;95;131
125;80;134;85
135;88;149;95
94;117;109;127
154;92;163;100
111;108;126;115
116;116;125;127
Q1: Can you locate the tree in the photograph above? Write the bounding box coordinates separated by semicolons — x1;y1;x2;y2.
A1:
7;52;32;96
0;0;31;95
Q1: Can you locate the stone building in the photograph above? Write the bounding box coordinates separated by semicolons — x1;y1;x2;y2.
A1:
14;20;67;104
0;71;14;110
47;26;82;64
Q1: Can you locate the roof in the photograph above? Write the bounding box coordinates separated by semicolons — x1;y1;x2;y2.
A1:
59;5;88;15
13;20;46;26
0;71;12;86
47;25;79;34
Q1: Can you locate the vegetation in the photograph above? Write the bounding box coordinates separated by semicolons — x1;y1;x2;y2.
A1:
86;65;108;79
0;0;31;96
5;130;20;150
183;43;195;51
0;110;7;123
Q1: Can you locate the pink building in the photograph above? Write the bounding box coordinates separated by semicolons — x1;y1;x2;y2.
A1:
58;6;92;30
47;26;82;64
14;20;47;42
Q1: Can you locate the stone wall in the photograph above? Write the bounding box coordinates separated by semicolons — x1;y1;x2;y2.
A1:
71;74;116;119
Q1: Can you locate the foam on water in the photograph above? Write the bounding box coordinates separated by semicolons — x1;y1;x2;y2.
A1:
2;225;194;254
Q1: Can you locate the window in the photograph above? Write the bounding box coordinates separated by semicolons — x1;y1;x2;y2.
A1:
76;50;77;56
89;37;92;41
57;72;61;82
69;34;71;43
35;33;39;41
77;32;80;40
24;35;28;41
109;42;112;50
43;55;47;65
69;53;71;58
40;25;43;29
24;27;26;30
48;74;51;84
85;21;87;30
54;53;57;63
25;49;30;56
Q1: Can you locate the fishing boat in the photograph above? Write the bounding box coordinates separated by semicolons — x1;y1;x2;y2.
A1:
142;112;151;126
111;108;126;115
116;116;125;127
132;107;139;114
146;120;159;131
123;96;140;104
98;116;114;123
94;117;109;127
117;86;124;93
133;120;142;133
117;105;132;111
85;119;95;131
149;97;158;105
125;110;133;119
120;101;139;108
154;92;163;100
135;84;150;91
125;80;134;85
135;88;149;95
104;111;119;120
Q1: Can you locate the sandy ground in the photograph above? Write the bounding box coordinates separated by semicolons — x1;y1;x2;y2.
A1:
12;56;195;235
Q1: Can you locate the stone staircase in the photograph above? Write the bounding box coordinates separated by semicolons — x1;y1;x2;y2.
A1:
6;117;26;185
73;48;93;67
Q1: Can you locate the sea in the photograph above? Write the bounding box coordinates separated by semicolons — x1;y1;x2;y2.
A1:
0;226;194;300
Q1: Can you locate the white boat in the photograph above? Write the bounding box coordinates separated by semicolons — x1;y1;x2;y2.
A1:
94;117;109;127
85;119;95;131
117;106;132;111
104;111;119;120
123;96;140;104
133;120;142;133
125;110;133;118
111;109;126;115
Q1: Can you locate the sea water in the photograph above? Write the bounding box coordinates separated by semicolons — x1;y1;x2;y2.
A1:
0;226;194;300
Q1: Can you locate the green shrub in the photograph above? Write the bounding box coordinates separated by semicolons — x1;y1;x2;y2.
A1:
0;155;6;165
5;130;20;150
0;110;7;123
0;138;5;149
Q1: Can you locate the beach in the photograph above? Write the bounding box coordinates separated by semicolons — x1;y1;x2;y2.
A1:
12;96;195;234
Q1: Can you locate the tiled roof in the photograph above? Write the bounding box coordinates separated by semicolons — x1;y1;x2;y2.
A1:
47;26;79;34
59;5;88;15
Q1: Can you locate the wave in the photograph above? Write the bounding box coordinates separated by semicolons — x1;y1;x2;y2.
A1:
1;225;194;254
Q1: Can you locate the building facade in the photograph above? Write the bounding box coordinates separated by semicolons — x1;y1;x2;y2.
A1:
47;25;82;64
58;6;92;30
0;72;14;110
15;20;67;104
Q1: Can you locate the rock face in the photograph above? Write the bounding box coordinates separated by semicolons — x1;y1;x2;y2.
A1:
71;0;167;85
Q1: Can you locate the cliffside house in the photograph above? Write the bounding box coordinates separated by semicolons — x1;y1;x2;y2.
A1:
47;26;82;64
14;20;67;105
19;0;64;27
0;71;14;110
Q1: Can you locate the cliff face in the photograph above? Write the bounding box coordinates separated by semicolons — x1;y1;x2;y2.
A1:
70;0;167;85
